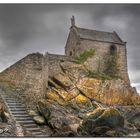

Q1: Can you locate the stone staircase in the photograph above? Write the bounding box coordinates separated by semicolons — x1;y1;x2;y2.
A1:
0;92;47;137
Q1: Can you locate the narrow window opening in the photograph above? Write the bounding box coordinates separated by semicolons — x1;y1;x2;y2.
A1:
69;51;72;56
110;45;116;55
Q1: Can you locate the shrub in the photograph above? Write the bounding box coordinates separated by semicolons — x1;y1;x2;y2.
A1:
88;70;113;80
77;49;95;63
104;54;118;78
88;70;121;80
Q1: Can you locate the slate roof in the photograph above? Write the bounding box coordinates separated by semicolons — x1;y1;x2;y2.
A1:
76;27;124;44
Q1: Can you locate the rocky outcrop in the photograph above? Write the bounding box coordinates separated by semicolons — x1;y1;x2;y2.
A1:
0;101;17;137
77;77;139;105
78;108;124;136
48;60;139;106
0;55;140;137
37;99;82;136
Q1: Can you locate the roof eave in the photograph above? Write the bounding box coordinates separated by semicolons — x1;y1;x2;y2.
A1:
80;37;125;45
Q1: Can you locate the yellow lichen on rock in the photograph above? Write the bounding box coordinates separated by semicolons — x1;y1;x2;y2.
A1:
75;94;92;109
47;89;66;106
54;88;79;102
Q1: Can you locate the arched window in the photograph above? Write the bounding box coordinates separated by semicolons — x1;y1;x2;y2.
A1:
69;51;72;56
110;45;116;55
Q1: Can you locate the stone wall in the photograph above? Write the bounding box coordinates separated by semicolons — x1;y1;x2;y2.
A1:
65;29;129;83
0;53;48;108
0;52;75;103
65;28;80;57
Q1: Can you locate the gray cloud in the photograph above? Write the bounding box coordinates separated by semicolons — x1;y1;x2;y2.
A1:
0;4;140;92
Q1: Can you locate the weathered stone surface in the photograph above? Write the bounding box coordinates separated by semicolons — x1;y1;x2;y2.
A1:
75;94;92;109
78;108;124;135
28;110;38;116
60;61;87;80
52;73;73;89
65;26;129;83
91;126;111;136
37;99;51;120
0;103;8;122
77;77;139;105
0;18;139;137
37;99;82;136
33;116;46;125
105;129;127;137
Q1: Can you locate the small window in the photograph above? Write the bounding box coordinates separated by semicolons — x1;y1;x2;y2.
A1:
69;51;72;56
110;45;116;55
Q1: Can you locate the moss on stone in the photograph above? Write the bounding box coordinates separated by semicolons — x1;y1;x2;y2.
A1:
86;107;105;120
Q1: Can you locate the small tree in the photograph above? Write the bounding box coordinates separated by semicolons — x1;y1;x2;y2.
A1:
104;54;118;78
77;49;96;63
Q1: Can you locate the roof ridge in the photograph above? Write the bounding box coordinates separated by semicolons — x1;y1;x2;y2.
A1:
76;26;114;35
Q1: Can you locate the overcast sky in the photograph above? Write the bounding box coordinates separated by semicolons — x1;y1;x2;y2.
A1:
0;4;140;92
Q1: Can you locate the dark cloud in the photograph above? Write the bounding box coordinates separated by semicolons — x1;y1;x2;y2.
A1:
0;4;140;92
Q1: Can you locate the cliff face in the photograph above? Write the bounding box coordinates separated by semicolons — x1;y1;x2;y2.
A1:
38;60;140;136
47;60;139;106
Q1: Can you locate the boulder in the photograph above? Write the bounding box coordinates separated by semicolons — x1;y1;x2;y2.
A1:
0;103;8;122
37;99;82;136
60;61;87;80
78;108;124;135
105;128;129;137
33;116;46;125
75;94;92;109
48;109;81;133
91;126;111;136
77;77;138;105
28;110;38;116
47;88;66;106
52;73;73;89
128;112;140;132
37;99;51;120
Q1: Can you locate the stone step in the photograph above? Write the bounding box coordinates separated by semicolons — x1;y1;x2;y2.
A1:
4;97;15;100
7;102;22;105
8;105;25;108
0;94;8;96
23;124;37;127
9;108;26;111
0;92;46;137
6;100;21;103
7;104;23;107
32;132;43;135
9;106;25;108
34;135;48;137
1;95;10;98
13;114;30;117
26;127;41;131
9;106;25;109
17;120;35;124
11;111;27;114
15;117;32;121
14;115;31;118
